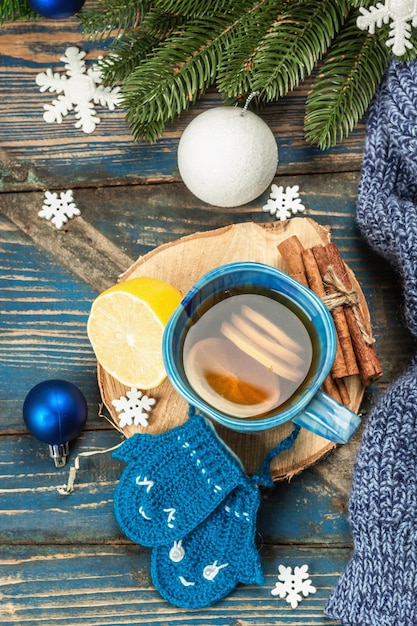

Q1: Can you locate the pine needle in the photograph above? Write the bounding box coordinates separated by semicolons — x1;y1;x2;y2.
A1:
0;0;36;22
304;10;390;149
79;0;151;39
6;0;417;147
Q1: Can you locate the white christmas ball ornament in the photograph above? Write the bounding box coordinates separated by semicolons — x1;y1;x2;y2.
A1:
177;106;278;207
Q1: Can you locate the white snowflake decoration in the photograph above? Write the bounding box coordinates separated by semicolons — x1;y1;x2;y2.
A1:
35;47;121;133
357;0;417;56
111;388;156;428
263;184;306;221
271;564;317;609
38;189;80;229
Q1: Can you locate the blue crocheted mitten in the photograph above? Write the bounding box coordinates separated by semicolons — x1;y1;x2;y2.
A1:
113;413;246;546
150;479;263;609
149;424;300;609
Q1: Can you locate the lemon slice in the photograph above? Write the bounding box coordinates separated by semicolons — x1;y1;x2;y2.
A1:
87;277;182;389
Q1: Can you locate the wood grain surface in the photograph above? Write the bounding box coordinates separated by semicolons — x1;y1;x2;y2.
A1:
1;7;416;625
0;16;367;195
98;218;369;479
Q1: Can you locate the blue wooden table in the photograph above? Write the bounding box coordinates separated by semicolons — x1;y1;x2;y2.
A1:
1;11;415;626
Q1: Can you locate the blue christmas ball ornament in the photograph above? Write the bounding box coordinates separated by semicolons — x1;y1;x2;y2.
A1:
28;0;86;19
23;379;88;467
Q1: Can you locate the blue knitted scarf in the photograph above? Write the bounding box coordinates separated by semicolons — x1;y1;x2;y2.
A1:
325;59;417;626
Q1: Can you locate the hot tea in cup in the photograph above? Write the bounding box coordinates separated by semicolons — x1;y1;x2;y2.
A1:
163;262;361;442
183;291;313;419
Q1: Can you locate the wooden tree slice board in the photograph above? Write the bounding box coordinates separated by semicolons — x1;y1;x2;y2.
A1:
98;219;368;480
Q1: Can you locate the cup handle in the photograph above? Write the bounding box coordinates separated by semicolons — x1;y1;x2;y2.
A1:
291;389;361;444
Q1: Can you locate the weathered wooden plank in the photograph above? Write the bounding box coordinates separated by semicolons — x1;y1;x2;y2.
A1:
0;543;350;625
0;11;404;626
0;428;353;545
0;171;388;273
0;193;134;292
0;16;367;193
0;213;103;432
1;173;412;366
1;173;415;435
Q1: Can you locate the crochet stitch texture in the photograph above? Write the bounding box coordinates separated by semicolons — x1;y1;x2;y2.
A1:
113;410;300;608
113;413;247;546
325;58;417;625
151;480;263;609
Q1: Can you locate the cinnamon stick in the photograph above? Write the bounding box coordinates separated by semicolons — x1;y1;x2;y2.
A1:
321;242;382;386
312;245;359;378
277;236;350;401
301;248;327;298
277;236;309;287
301;247;351;380
322;375;342;404
336;378;351;406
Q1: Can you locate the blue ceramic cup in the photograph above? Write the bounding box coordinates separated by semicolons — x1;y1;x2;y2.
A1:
163;262;360;443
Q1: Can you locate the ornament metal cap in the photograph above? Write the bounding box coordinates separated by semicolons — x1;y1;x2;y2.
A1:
49;442;70;468
241;91;260;115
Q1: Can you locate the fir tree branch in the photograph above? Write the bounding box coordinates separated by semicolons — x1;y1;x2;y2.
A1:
79;0;150;39
98;8;188;84
153;0;237;17
6;0;416;147
139;5;186;37
0;0;36;23
304;10;390;149
217;0;287;98
98;32;157;84
121;8;254;141
349;0;375;7
219;0;350;102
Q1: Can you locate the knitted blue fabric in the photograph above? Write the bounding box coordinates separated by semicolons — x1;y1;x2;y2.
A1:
113;407;300;608
355;59;417;338
151;480;263;609
150;422;300;609
325;58;417;625
113;412;246;546
325;357;417;625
